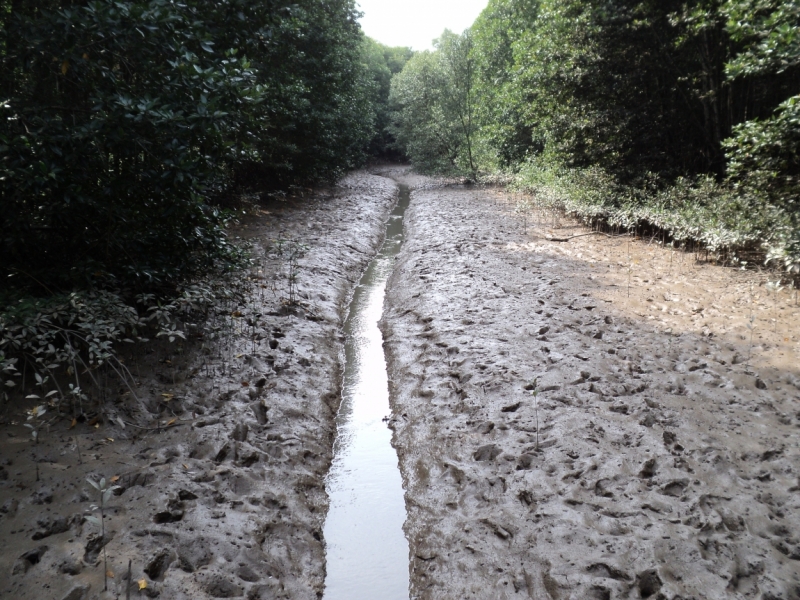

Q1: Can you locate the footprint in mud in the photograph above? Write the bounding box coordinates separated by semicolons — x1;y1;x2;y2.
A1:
380;180;800;600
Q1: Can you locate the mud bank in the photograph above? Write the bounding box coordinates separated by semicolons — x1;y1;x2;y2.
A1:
0;171;396;600
379;167;800;599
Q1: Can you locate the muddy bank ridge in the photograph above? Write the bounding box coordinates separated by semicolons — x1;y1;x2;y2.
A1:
0;171;396;600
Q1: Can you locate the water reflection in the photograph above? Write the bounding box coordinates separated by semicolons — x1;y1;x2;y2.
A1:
322;185;411;600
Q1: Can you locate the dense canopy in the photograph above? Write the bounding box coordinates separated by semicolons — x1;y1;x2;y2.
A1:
390;0;800;272
0;0;408;295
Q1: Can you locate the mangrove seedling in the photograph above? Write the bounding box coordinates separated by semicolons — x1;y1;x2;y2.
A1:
66;383;88;418
515;196;533;234
24;403;48;445
527;378;540;451
86;477;121;591
765;280;783;332
746;313;756;371
285;241;308;305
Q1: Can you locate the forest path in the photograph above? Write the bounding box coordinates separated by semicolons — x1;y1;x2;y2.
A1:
376;166;800;600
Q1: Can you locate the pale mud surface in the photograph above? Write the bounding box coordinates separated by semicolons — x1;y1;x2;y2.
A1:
0;172;396;600
378;166;800;600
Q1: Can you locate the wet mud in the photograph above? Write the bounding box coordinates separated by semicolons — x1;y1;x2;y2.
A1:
0;171;396;600
378;167;800;599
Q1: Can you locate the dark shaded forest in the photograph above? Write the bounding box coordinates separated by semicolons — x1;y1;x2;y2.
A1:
1;0;410;295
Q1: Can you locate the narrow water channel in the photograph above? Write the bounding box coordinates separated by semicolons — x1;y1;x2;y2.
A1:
322;184;411;600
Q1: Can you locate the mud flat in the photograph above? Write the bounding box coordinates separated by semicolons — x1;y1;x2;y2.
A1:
0;171;396;600
379;167;800;599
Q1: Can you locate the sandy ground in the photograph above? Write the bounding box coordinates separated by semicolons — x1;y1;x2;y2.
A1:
378;167;800;600
0;172;396;600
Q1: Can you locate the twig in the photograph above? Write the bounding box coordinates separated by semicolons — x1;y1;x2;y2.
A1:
8;267;56;296
545;232;625;242
126;559;132;600
75;435;83;465
121;420;186;431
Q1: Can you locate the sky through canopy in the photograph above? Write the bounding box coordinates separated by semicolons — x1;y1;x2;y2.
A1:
357;0;489;50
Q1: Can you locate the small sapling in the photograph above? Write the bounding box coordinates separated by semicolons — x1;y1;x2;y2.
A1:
765;280;783;333
86;477;121;591
746;314;756;371
24;403;48;445
516;195;533;234
527;378;540;451
286;242;308;305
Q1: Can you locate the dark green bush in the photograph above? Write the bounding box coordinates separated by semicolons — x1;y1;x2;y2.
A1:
0;0;378;296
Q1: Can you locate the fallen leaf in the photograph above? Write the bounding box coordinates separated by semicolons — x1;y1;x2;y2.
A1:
88;417;99;426
183;463;189;469
106;437;114;442
161;393;174;400
61;60;69;75
110;476;120;482
232;310;242;317
241;381;250;387
138;579;147;590
167;418;176;426
70;418;77;429
94;423;100;429
107;569;115;578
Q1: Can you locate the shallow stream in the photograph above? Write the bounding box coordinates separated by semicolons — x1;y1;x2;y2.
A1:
322;184;410;600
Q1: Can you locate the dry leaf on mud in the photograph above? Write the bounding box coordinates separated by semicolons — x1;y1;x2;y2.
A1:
161;393;174;399
138;579;147;590
70;418;77;429
110;476;120;482
106;570;114;578
167;418;176;426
